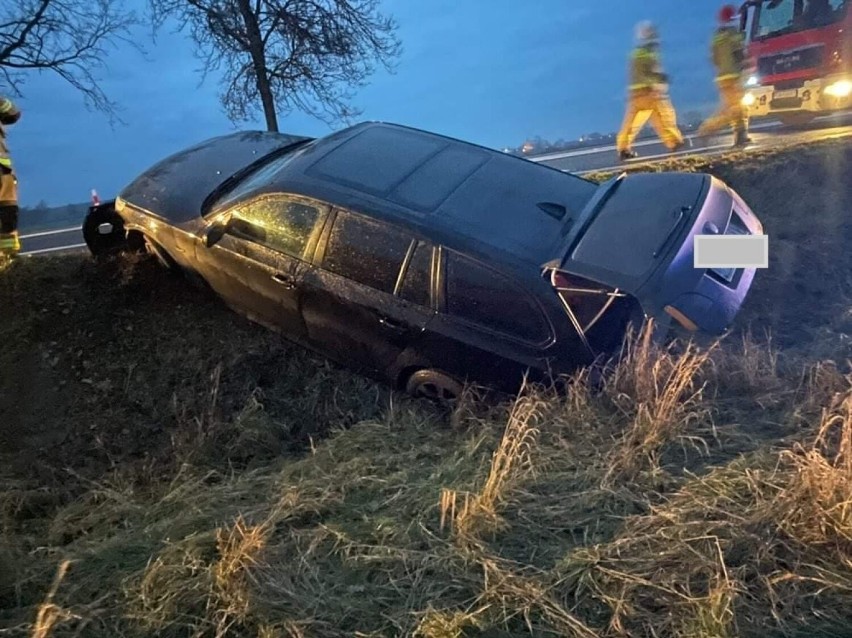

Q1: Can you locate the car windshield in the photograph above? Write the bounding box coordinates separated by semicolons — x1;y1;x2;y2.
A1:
752;0;848;39
207;139;315;213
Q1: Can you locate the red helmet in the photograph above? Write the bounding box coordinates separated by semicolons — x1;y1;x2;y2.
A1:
719;4;737;23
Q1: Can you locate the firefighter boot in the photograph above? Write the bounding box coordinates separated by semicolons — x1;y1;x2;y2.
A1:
0;231;20;258
619;149;638;161
732;129;752;148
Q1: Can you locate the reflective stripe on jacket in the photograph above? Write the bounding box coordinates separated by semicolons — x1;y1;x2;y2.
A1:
629;45;663;90
0;97;20;170
712;27;745;81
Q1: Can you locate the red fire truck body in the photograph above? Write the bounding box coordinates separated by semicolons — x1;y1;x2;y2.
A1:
740;0;851;125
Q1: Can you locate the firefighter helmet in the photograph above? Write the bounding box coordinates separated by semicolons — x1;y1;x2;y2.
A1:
719;5;737;23
635;20;658;44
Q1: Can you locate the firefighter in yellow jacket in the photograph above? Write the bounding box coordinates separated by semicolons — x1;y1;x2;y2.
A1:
0;96;21;257
616;21;685;161
698;6;752;147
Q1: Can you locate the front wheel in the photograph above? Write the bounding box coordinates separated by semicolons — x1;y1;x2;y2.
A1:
83;203;131;259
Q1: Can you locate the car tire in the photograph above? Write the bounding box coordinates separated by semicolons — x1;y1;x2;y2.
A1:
82;205;130;260
405;369;464;403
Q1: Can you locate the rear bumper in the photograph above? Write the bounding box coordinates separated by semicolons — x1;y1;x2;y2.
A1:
743;74;852;116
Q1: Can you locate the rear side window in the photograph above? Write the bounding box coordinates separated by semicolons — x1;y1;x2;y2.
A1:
322;211;412;293
445;251;550;344
398;241;433;307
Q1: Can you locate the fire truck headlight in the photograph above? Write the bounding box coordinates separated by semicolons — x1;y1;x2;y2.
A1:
825;79;852;98
742;92;756;106
745;75;759;87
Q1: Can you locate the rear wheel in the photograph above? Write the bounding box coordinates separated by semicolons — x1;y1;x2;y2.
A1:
405;369;464;403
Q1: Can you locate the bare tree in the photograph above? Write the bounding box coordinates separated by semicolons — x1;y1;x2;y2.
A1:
149;0;401;132
0;0;138;119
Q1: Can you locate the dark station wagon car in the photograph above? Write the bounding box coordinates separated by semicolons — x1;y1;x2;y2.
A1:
83;121;763;400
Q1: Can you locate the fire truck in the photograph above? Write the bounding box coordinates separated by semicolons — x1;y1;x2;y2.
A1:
739;0;851;125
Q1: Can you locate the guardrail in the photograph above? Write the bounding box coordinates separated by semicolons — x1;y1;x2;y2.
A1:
23;243;87;256
20;226;82;240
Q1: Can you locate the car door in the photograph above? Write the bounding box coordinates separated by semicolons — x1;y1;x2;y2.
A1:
421;248;557;392
299;208;436;379
194;194;328;339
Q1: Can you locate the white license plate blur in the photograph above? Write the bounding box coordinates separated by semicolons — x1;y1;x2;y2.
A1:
773;89;798;99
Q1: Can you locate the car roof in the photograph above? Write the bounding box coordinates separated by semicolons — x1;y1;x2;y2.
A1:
259;121;599;273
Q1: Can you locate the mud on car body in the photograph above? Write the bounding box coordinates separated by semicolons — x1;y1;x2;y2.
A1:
84;121;763;400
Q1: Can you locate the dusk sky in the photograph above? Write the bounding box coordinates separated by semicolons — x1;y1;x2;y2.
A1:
10;0;726;207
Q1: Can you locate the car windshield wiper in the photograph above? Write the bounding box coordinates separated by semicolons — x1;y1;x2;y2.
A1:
200;138;313;216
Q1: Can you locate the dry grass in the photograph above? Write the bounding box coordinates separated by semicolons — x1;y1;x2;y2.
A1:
5;318;852;637
550;380;852;638
601;323;715;487
30;560;75;638
441;381;545;541
774;390;852;549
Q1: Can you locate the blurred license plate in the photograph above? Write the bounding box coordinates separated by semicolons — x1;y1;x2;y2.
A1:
774;89;798;99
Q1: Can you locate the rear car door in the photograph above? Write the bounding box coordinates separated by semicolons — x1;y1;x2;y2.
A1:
424;249;556;391
195;194;328;339
299;208;436;379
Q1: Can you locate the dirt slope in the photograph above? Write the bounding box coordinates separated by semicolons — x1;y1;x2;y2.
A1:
0;138;850;637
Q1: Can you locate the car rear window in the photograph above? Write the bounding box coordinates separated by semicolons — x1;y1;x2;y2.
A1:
445;251;550;344
322;210;412;294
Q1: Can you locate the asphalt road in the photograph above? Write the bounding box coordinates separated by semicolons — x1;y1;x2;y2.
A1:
18;112;852;257
531;111;852;174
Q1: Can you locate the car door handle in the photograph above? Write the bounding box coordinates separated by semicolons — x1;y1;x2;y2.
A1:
271;273;296;289
378;316;406;333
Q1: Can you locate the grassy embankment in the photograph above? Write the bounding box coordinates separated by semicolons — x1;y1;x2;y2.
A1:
1;138;851;637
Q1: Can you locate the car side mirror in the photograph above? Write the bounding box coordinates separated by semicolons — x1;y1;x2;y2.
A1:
203;219;230;248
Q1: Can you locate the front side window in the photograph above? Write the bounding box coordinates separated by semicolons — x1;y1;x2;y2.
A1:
322;211;413;293
445;251;550;344
227;196;322;258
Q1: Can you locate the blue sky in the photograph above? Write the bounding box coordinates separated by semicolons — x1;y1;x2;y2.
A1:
9;0;726;207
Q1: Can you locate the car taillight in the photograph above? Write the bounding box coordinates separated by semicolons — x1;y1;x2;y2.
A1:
552;272;572;290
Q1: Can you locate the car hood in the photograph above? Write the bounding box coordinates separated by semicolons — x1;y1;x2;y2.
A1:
544;171;713;310
118;131;312;224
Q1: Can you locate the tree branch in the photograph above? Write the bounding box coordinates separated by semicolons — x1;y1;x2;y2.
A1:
0;0;140;123
148;0;401;130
